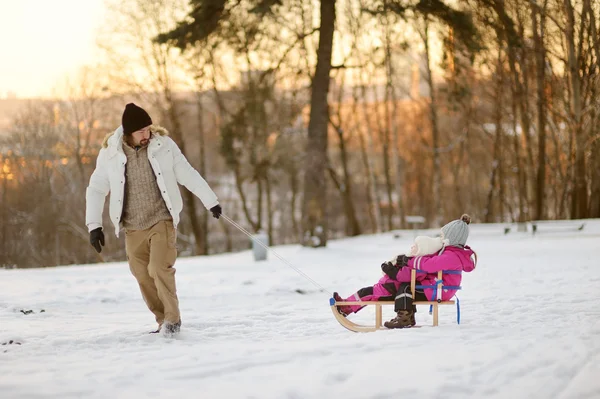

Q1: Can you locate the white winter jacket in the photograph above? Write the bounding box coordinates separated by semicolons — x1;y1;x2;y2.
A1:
85;125;219;237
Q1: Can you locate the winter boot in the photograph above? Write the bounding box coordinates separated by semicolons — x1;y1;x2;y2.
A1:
333;292;351;317
163;320;181;336
384;310;416;329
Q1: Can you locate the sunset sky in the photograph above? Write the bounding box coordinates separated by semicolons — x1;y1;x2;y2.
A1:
0;0;445;99
0;0;105;98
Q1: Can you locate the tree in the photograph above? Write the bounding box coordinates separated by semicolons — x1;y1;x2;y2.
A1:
157;0;337;246
328;70;362;237
562;0;588;219
532;0;549;220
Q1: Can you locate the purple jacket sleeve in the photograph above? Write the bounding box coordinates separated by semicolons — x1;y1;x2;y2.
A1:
408;252;461;274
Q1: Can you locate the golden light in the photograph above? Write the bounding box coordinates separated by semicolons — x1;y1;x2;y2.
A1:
53;104;61;126
61;158;69;165
267;132;278;149
1;163;13;181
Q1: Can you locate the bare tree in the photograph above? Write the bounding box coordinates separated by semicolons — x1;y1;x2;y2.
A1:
562;0;588;219
328;70;361;236
532;0;549;220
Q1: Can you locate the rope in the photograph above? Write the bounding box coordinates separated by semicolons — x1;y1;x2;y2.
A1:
220;213;332;295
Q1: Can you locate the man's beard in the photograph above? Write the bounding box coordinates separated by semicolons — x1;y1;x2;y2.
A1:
139;138;150;146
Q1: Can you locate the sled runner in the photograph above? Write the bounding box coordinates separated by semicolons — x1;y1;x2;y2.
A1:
331;269;461;332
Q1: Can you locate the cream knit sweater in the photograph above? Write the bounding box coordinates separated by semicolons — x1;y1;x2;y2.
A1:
121;138;172;230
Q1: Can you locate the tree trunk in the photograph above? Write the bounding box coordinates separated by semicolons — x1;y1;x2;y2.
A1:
195;93;209;255
384;20;404;229
234;165;259;232
329;71;361;236
515;8;535;212
590;136;600;217
532;1;548;220
357;129;377;232
382;95;394;231
588;0;600;71
164;95;203;254
564;0;588;219
511;93;526;222
302;0;336;247
265;174;274;245
360;84;383;232
289;167;300;240
334;125;361;236
586;3;600;217
422;19;442;226
388;90;405;229
493;0;530;221
485;46;505;223
351;85;376;233
1;177;7;265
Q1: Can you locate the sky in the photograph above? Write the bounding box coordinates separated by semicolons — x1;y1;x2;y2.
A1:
0;0;445;100
1;220;599;398
0;0;105;99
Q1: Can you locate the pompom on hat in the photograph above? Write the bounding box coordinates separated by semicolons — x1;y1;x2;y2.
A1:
440;214;471;247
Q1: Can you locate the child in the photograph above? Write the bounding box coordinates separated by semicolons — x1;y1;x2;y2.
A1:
384;214;477;329
332;233;447;316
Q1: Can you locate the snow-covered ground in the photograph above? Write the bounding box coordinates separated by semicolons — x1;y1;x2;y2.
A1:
1;220;599;399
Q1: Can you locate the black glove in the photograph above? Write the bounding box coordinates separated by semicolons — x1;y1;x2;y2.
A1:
381;261;400;280
90;227;105;253
395;254;410;267
210;204;222;219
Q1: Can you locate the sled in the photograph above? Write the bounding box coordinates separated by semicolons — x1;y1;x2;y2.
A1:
331;269;460;332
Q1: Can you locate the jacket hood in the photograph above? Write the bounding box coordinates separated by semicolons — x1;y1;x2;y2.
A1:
445;245;477;272
102;125;169;148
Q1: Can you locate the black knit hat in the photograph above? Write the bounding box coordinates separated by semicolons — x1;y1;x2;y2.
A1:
122;103;152;135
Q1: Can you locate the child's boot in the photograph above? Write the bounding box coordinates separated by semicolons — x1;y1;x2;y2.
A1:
333;292;352;317
384;310;416;329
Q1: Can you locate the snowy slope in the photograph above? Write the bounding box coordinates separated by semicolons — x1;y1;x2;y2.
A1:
1;220;599;399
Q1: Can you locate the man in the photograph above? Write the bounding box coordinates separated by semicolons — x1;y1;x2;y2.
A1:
85;103;222;335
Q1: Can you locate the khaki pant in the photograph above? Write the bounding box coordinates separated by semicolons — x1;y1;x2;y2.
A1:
125;220;180;325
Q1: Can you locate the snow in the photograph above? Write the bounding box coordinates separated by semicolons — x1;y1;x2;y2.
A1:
1;220;600;399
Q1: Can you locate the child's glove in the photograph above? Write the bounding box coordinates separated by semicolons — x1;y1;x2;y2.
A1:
381;261;401;280
395;254;410;267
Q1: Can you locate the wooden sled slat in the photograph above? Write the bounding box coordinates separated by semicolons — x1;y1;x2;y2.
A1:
330;305;383;332
330;297;455;332
334;301;456;306
330;304;423;333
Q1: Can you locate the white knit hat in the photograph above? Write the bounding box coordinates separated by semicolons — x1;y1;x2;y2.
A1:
441;214;471;246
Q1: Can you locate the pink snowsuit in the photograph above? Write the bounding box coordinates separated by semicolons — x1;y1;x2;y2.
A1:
341;246;476;314
341;266;427;314
408;245;477;301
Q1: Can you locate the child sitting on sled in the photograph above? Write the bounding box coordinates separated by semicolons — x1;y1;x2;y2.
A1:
333;214;477;329
333;234;445;315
